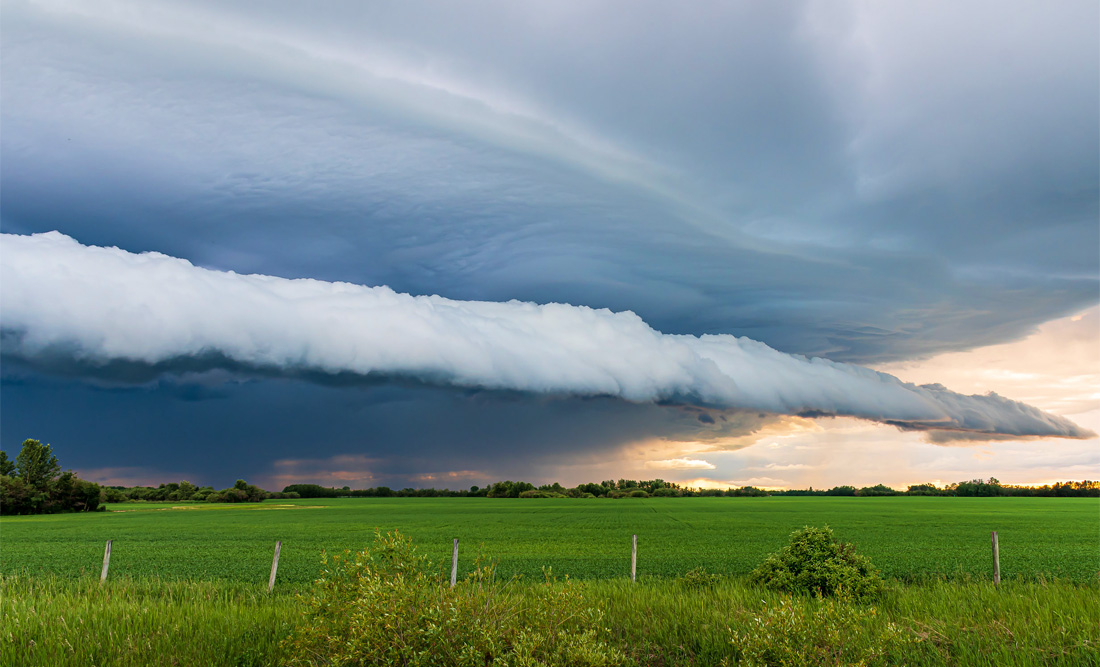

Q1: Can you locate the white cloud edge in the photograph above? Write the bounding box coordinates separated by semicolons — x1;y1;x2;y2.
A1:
1;231;1090;440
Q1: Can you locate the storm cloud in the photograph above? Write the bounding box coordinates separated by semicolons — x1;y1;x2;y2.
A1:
1;1;1096;487
2;1;1096;364
2;232;1088;440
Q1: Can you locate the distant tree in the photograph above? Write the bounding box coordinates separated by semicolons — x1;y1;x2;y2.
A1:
52;471;102;513
0;439;100;515
267;490;301;499
906;483;941;496
102;487;127;503
282;484;338;498
857;484;898;497
952;478;1003;497
15;439;60;489
220;479;265;502
728;486;768;497
486;480;512;498
0;450;14;477
178;480;197;500
575;482;607;497
645;479;667;492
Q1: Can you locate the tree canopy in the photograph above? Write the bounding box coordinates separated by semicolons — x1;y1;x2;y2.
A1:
14;439;60;488
1;439;101;515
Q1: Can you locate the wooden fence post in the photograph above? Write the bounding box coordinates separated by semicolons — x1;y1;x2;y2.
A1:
268;541;282;593
631;534;637;583
100;540;112;583
991;531;1000;584
451;538;459;588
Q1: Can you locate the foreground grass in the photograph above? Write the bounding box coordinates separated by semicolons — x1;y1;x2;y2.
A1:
3;575;1097;666
594;578;1100;666
0;576;300;666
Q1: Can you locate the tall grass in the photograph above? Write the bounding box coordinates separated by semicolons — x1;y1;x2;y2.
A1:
0;575;299;666
590;577;1100;666
3;574;1097;666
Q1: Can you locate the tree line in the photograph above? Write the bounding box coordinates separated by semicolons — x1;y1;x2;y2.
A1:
0;439;293;515
282;477;1099;499
99;479;296;504
4;437;1096;516
770;478;1099;497
0;440;102;515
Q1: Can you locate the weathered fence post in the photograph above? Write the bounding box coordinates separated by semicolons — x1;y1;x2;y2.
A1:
268;541;282;593
100;540;112;583
991;531;1000;584
450;538;459;588
631;534;637;583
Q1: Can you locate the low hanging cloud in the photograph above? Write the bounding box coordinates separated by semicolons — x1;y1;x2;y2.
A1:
1;232;1090;440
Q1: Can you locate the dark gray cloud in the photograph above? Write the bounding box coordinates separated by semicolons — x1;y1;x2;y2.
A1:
0;360;777;489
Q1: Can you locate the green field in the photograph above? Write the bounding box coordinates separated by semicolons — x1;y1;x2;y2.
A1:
3;497;1099;666
2;497;1097;585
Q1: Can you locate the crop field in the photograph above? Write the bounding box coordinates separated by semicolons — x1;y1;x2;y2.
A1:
3;497;1099;666
1;496;1097;585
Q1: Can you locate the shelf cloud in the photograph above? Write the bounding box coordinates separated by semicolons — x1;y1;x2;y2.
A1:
2;1;1095;370
3;232;1089;441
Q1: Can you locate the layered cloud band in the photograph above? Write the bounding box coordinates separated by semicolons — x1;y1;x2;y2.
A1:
1;232;1088;439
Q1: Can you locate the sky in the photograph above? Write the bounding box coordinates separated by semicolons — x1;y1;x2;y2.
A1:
1;0;1097;491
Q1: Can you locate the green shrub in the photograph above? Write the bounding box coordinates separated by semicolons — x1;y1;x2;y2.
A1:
283;531;628;667
725;597;913;666
750;526;884;600
519;489;566;498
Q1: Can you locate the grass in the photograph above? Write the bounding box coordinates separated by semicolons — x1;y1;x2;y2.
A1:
2;575;1096;666
1;497;1097;584
2;498;1097;665
0;576;299;666
592;578;1100;665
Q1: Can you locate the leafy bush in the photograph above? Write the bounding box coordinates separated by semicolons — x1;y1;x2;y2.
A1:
283;531;628;667
519;489;567;498
858;484;899;496
266;491;301;499
725;597;913;666
750;526;884;600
